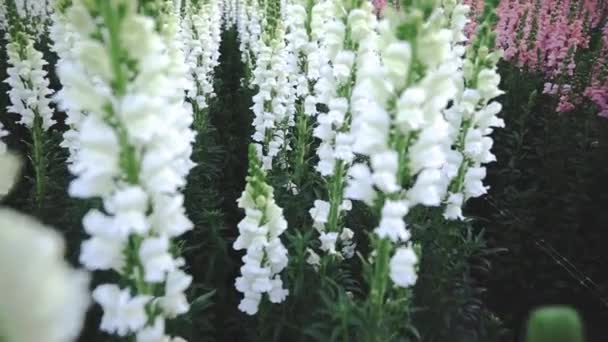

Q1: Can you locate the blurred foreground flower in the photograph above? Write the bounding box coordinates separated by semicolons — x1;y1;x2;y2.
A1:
0;151;90;342
0;141;21;197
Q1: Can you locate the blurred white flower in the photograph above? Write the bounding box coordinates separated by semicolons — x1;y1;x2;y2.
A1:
0;148;20;198
0;208;90;342
389;247;418;288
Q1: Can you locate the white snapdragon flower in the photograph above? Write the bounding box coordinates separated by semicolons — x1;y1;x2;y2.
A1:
389;247;418;287
0;127;19;198
308;1;380;260
0;204;90;342
344;163;377;205
250;22;296;171
345;2;473;291
50;4;92;164
4;0;51;38
139;236;179;283
136;317;188;342
375;200;410;243
160;269;193;318
79;209;128;271
67;116;121;198
182;0;222;111
237;0;262;67
5;33;55;130
309;199;331;231
306;248;321;268
93;285;151;336
57;1;195;338
440;4;505;220
339;227;357;258
234;147;289;315
319;231;339;254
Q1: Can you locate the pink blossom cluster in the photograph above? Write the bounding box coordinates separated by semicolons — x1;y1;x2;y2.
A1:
583;23;608;118
463;0;484;37
463;0;608;116
372;0;388;16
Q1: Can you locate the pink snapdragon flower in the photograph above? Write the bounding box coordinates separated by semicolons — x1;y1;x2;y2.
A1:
467;0;608;116
372;0;387;16
584;23;608;117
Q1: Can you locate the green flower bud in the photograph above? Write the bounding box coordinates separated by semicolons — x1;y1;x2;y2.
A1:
526;306;584;342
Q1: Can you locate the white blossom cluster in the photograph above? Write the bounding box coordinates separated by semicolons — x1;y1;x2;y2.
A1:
236;0;262;66
4;32;56;131
344;3;474;288
442;0;504;220
55;1;195;340
223;0;238;27
50;3;90;163
182;0;223;111
0;122;7;155
241;0;319;173
250;28;296;171
0;209;91;342
0;1;6;29
0;153;90;342
0;133;19;198
234;147;289;315
307;0;379;260
0;0;52;37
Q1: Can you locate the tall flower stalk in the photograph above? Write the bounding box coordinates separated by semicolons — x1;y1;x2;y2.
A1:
283;0;318;190
250;0;296;171
234;145;289;315
444;0;505;220
236;0;262;70
50;0;88;165
308;0;376;262
56;1;195;339
343;0;470;334
182;0;223;130
3;0;56;209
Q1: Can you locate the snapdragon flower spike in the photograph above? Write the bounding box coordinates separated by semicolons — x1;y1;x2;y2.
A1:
4;12;57;206
345;1;471;289
236;0;263;67
308;0;380;260
50;0;91;164
224;0;238;27
280;0;318;190
1;0;52;39
250;22;295;171
182;0;223;112
478;0;605;113
247;0;286;169
584;22;608;118
443;1;505;220
234;145;289;315
57;1;194;339
4;31;55;131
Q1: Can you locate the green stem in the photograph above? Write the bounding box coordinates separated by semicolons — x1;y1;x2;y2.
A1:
101;1;126;96
326;160;345;233
31;113;46;210
293;104;309;186
369;238;392;333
